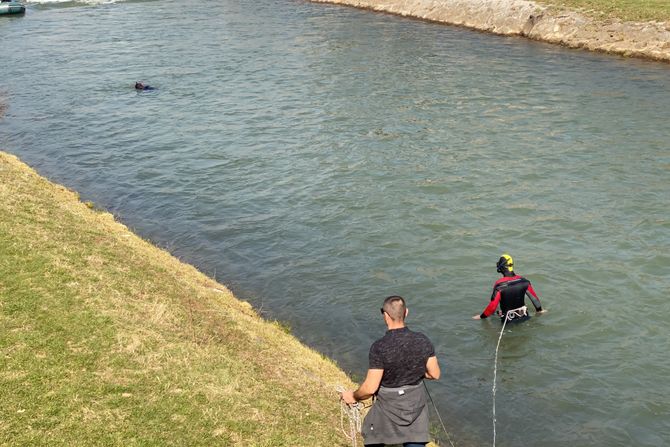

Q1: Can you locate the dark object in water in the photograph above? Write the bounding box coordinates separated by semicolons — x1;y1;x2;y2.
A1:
135;82;155;91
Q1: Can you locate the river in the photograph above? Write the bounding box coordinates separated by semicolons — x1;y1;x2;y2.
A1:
1;0;669;445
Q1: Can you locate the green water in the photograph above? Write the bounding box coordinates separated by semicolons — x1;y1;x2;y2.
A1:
1;0;669;445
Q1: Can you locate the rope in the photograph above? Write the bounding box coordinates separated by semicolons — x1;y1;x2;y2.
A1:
337;382;457;447
423;381;456;447
492;306;527;447
336;385;362;447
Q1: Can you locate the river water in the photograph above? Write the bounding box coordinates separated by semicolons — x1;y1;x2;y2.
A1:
2;0;669;445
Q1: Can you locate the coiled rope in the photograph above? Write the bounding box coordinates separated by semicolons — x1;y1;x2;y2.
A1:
492;306;527;447
335;385;362;447
337;383;457;447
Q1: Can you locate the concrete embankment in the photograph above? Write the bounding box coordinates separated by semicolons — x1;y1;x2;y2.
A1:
312;0;670;62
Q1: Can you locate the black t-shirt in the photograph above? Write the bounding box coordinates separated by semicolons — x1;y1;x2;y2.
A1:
368;326;435;388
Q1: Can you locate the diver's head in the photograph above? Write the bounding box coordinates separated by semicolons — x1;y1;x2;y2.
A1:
496;253;514;275
135;82;143;89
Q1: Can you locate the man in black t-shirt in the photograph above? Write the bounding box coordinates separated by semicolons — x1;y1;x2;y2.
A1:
339;296;441;447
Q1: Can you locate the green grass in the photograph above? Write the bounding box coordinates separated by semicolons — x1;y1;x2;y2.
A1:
0;151;356;446
538;0;670;22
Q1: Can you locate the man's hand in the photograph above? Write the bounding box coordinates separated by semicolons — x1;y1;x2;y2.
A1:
472;314;481;320
340;390;357;405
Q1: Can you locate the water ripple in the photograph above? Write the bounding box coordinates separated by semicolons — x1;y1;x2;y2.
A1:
2;1;670;445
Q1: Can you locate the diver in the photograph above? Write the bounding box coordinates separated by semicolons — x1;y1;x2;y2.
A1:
134;81;155;91
473;253;545;322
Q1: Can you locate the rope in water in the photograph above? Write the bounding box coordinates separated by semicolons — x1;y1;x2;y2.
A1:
423;381;456;447
336;385;362;447
492;306;527;447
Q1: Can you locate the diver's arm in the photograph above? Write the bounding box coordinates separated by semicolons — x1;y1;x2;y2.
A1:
474;289;501;319
526;283;544;312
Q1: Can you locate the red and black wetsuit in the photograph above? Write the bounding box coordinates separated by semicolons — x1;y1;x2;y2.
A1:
480;275;542;320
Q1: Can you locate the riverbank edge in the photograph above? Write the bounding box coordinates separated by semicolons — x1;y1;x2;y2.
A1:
311;0;670;62
0;151;364;445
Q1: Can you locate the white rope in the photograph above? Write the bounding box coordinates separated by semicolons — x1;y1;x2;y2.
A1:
492;306;527;447
336;385;362;447
337;383;458;447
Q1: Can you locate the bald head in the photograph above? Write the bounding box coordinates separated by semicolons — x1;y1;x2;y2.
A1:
382;295;407;322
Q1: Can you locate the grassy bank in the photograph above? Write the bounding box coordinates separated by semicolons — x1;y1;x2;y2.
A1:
539;0;670;22
0;151;356;446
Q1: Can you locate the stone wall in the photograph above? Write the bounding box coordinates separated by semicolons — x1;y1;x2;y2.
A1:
311;0;670;62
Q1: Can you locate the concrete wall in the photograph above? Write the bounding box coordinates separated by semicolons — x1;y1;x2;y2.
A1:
311;0;670;62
